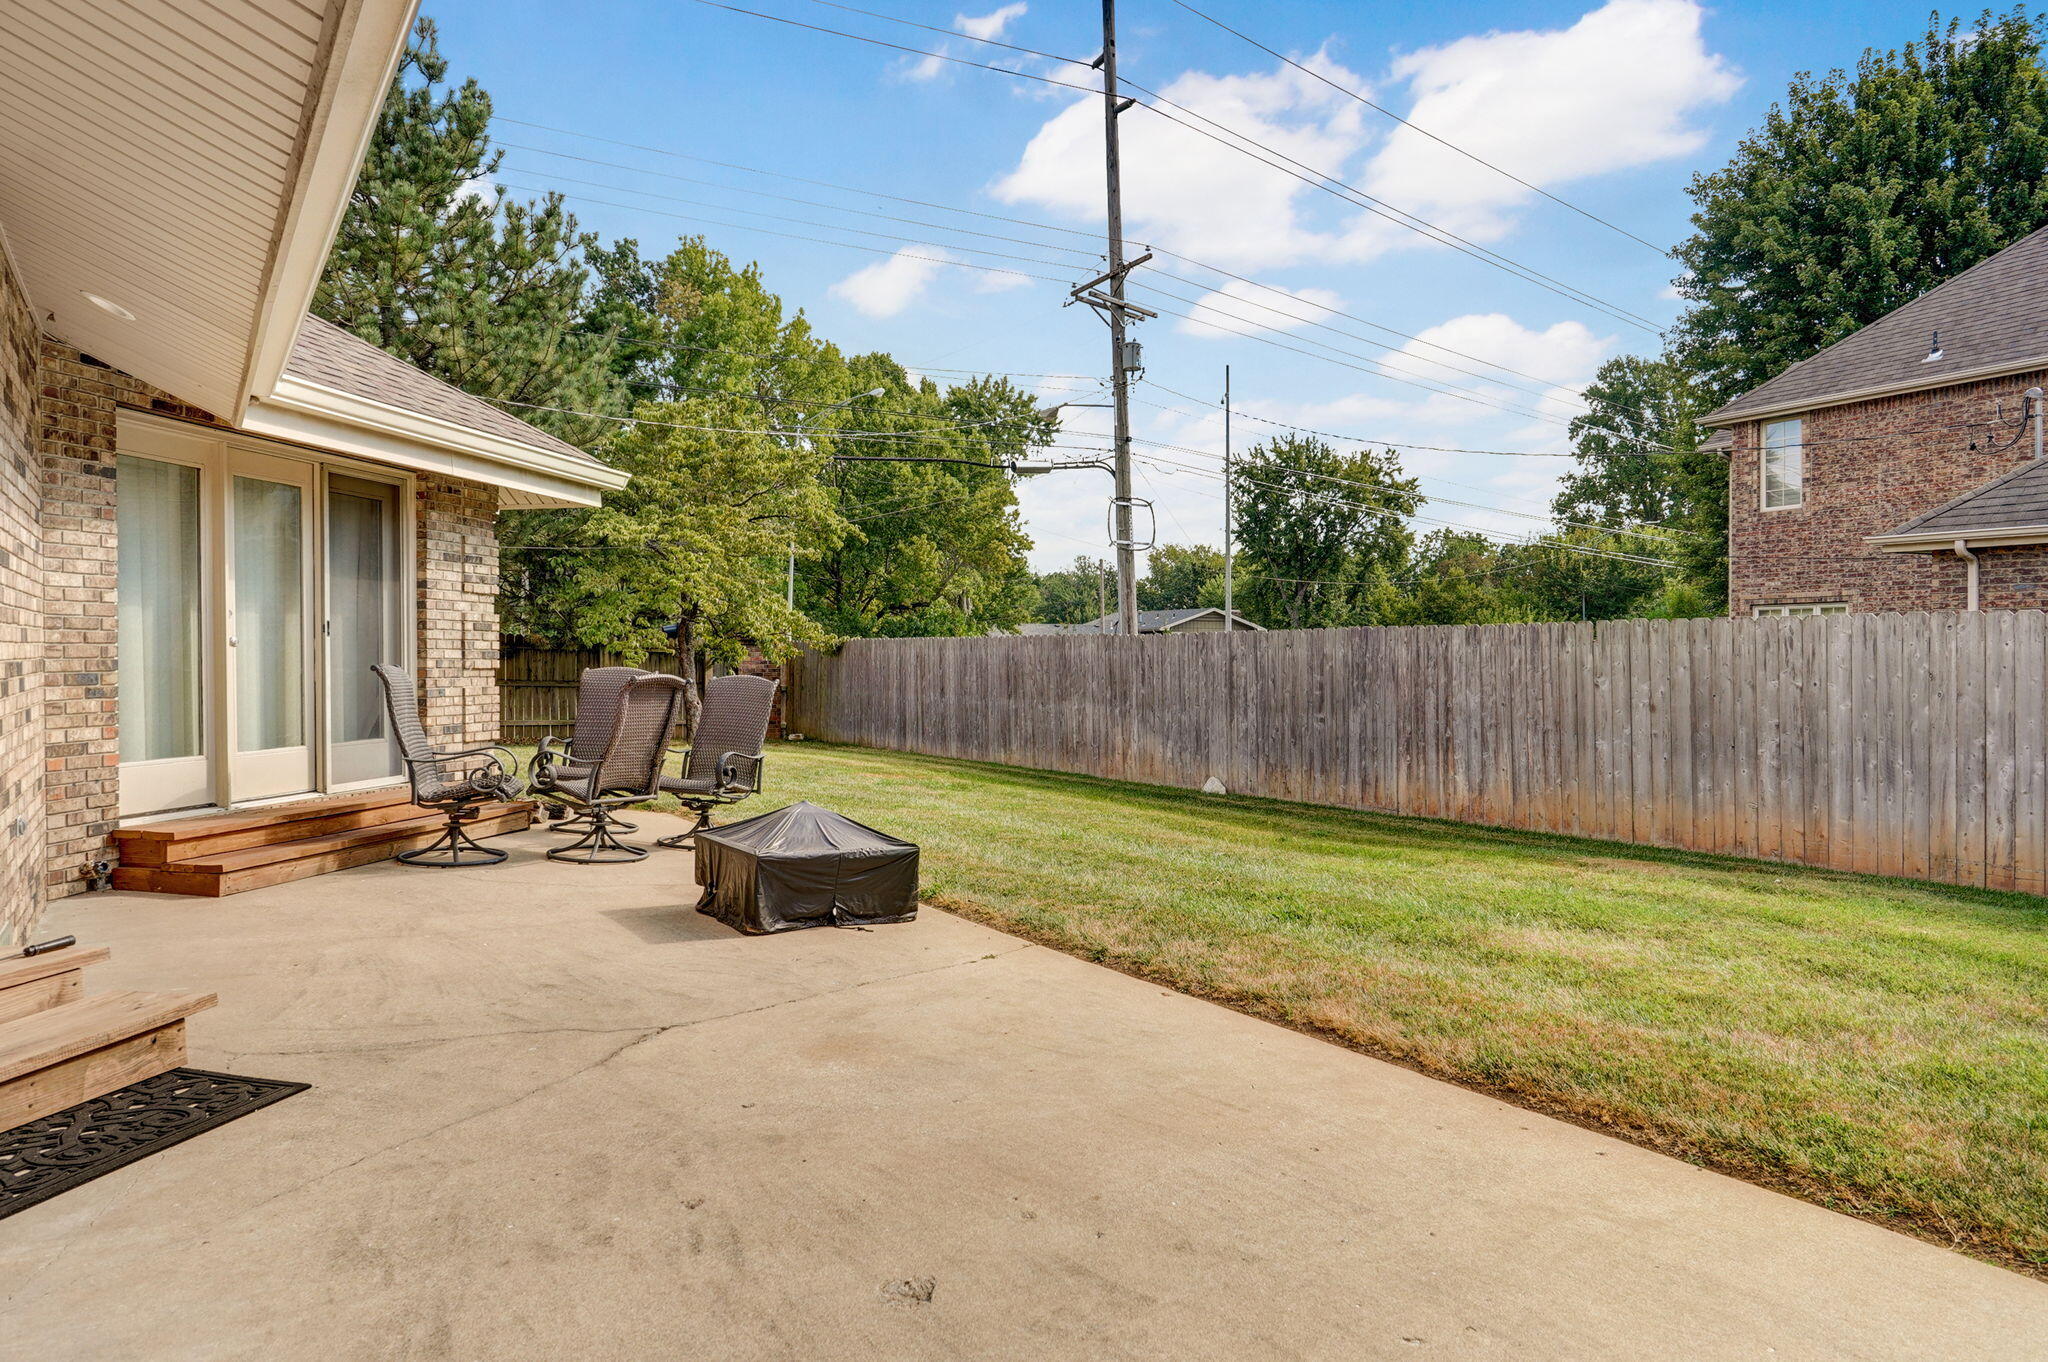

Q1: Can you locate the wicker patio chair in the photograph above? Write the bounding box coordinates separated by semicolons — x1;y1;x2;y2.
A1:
546;672;690;863
655;673;779;850
531;665;648;830
372;664;527;867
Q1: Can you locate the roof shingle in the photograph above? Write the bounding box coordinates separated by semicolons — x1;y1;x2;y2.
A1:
283;317;602;466
1881;456;2048;538
1705;224;2048;425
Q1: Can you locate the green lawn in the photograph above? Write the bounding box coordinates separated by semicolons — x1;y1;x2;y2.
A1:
568;739;2048;1270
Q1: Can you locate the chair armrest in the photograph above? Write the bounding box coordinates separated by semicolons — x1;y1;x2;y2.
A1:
718;750;764;794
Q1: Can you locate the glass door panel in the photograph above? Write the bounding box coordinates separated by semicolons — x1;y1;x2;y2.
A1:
116;454;211;815
226;452;315;802
326;474;403;785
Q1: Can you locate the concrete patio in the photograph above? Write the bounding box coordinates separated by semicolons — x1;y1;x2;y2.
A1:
4;808;2044;1361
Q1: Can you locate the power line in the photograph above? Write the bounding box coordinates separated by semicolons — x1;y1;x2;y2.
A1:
1161;0;1673;257
493;117;1597;394
1120;78;1664;333
802;0;1089;68
683;0;1664;334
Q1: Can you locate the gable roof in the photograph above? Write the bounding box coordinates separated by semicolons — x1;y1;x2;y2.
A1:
282;317;601;467
1869;456;2048;546
1059;607;1266;634
1705;224;2048;426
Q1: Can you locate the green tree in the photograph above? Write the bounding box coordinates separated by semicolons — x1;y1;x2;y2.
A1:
1031;556;1115;625
1673;8;2048;407
505;396;845;734
1139;544;1226;611
1496;527;1678;621
802;367;1046;637
1355;530;1528;626
1232;437;1419;629
313;18;620;446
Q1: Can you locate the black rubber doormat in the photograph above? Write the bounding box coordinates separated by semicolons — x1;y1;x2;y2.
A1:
0;1068;308;1221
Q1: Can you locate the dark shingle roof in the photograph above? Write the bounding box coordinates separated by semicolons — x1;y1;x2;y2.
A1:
1058;607;1263;634
1705;224;2048;425
284;317;599;465
1881;457;2048;538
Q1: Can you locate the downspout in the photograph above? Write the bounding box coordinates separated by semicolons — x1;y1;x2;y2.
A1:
2028;386;2044;462
1953;539;1980;612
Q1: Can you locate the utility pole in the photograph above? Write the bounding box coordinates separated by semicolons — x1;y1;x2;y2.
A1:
1071;0;1154;636
1222;364;1233;632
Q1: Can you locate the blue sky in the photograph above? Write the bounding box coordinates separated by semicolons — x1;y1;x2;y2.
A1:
437;0;1949;571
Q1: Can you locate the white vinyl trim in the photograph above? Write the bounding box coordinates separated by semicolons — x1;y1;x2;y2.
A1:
247;373;627;507
238;0;419;418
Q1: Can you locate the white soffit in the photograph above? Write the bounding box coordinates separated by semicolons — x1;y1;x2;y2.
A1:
0;0;415;420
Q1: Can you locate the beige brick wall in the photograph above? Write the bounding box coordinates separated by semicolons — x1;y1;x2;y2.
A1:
31;345;505;900
1727;370;2048;615
0;249;44;941
416;475;502;749
35;342;225;898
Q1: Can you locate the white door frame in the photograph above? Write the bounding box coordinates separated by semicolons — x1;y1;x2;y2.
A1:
115;412;419;818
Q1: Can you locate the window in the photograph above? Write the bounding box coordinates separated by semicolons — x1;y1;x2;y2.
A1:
1754;602;1847;617
1761;418;1804;509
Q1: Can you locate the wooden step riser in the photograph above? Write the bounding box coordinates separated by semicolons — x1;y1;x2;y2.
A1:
0;946;111;1027
0;1021;186;1132
110;807;535;897
0;969;83;1026
111;785;415;860
118;798;438;866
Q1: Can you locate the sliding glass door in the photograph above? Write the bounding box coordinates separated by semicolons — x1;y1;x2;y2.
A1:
115;420;414;817
326;474;404;786
226;451;316;803
116;453;211;815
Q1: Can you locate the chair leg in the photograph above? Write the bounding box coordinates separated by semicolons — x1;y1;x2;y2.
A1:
655;805;713;850
546;805;649;863
552;806;637;834
397;804;509;867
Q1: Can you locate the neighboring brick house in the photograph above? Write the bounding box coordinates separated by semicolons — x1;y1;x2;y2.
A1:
1019;607;1266;635
1705;225;2048;616
0;2;627;930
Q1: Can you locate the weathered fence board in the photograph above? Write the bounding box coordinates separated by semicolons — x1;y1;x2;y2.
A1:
784;611;2048;894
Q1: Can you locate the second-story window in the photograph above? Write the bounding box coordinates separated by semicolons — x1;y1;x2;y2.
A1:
1762;417;1804;509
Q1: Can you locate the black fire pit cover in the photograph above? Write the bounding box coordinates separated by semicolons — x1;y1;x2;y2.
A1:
693;801;919;934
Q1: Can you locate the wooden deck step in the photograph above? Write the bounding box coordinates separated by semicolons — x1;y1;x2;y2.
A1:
0;988;217;1131
0;945;111;1026
110;801;536;897
112;786;418;865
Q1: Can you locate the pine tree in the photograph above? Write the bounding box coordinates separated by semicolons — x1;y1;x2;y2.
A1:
313;18;621;447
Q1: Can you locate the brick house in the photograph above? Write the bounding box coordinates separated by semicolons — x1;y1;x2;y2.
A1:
1704;225;2048;616
0;1;626;933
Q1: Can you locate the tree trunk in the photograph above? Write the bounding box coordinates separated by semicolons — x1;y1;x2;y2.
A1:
676;604;703;743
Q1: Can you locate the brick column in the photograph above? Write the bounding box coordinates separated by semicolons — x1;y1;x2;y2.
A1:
0;254;43;940
415;475;502;747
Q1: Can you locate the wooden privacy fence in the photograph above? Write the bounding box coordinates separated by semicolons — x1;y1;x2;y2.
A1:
499;644;687;745
500;642;786;744
786;611;2048;894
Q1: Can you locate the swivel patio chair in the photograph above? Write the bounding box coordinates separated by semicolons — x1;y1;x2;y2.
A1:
372;663;527;867
530;665;648;830
655;673;778;850
545;672;689;864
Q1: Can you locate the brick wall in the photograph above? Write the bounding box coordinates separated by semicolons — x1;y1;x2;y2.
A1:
416;475;502;749
36;341;225;898
1726;370;2048;615
0;250;43;942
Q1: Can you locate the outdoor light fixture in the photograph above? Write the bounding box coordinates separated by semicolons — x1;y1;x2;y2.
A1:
80;291;136;321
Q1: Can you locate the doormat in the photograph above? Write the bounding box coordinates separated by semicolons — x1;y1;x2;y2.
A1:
0;1068;308;1221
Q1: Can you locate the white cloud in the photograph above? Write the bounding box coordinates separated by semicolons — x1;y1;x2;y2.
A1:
904;3;1029;81
1175;280;1344;338
992;51;1372;269
994;0;1736;272
830;248;953;318
1350;0;1740;252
